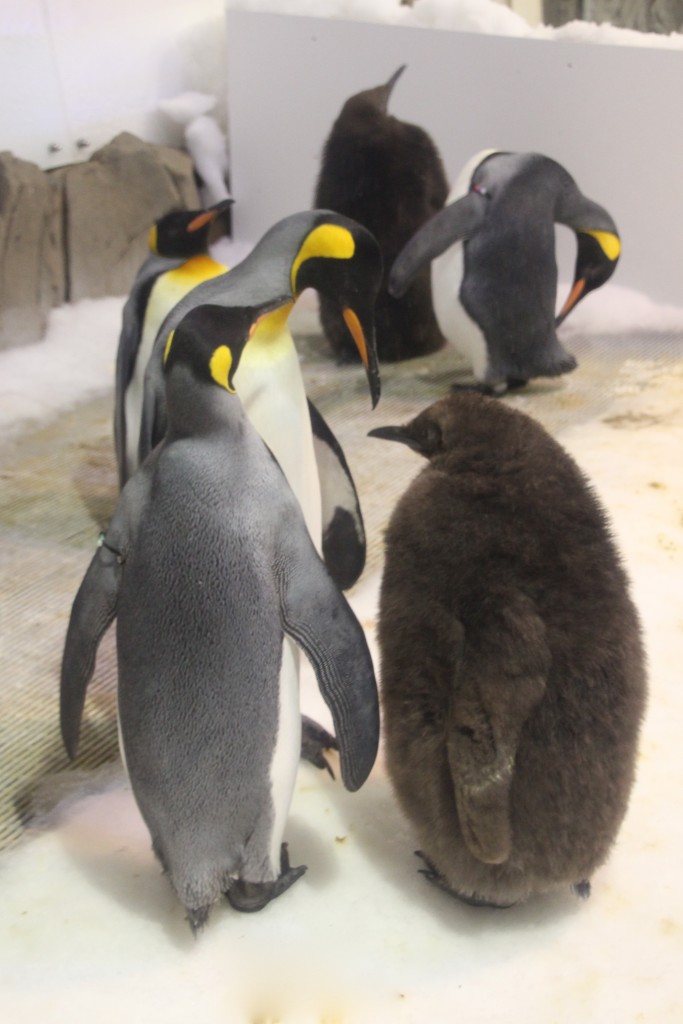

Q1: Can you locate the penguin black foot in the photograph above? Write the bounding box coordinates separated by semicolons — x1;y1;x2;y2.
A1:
505;377;529;391
227;844;307;913
449;379;529;398
573;879;591;900
449;381;491;395
301;714;338;779
414;850;517;909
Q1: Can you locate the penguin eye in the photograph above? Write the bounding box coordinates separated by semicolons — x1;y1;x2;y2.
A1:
472;183;489;197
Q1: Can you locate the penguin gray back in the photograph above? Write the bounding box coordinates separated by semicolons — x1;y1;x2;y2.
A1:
61;304;379;930
389;151;620;392
314;66;448;362
370;394;646;907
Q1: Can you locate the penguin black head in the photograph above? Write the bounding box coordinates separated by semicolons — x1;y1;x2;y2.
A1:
163;303;255;394
150;199;234;259
369;393;517;466
291;213;383;407
556;227;621;326
340;64;406;121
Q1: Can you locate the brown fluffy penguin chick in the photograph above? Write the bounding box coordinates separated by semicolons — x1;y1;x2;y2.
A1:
371;394;647;908
314;66;448;363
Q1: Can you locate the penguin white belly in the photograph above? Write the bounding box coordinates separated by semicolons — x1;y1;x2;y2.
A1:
429;151;499;384
431;243;489;382
234;316;322;552
267;639;302;872
124;257;226;475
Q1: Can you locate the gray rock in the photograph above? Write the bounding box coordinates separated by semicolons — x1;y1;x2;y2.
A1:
0;151;60;350
63;132;200;301
0;134;202;351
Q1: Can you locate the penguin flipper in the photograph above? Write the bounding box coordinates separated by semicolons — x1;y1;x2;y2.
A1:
448;592;549;865
114;259;170;487
388;191;486;297
138;355;168;467
277;529;379;792
114;290;142;489
307;399;366;590
60;541;122;760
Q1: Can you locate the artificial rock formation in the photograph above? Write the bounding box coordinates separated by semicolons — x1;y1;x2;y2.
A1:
0;133;200;350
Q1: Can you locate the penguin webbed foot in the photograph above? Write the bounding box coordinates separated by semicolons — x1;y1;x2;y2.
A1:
449;378;528;398
414;850;517;909
301;714;338;779
226;844;307;913
573;879;591;900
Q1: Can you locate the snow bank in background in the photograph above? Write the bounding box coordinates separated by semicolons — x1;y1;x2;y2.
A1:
226;0;683;49
0;299;124;442
559;284;683;337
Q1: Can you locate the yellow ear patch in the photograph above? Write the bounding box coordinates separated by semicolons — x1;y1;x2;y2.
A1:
209;345;235;392
583;230;621;262
163;329;175;365
148;224;158;254
291;224;355;291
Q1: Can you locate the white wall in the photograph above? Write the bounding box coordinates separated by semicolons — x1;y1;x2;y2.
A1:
0;0;227;169
227;10;683;306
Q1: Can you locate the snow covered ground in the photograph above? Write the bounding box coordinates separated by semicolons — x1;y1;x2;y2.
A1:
1;275;682;1022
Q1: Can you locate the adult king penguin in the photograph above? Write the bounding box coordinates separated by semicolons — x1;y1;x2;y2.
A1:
115;200;233;487
370;394;646;908
314;66;448;363
389;150;621;393
61;304;380;932
136;209;383;590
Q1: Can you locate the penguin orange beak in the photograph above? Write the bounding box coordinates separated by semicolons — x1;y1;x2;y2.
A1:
556;278;586;326
187;198;234;233
343;307;381;409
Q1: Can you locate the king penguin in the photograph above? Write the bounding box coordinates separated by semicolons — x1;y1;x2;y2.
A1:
114;199;233;487
389;150;621;393
135;209;383;591
370;394;646;908
61;303;380;932
314;65;448;363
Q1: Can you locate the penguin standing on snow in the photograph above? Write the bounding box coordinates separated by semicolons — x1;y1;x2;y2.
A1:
370;393;646;908
314;66;448;363
389;150;621;393
115;200;233;487
136;209;383;591
61;304;379;932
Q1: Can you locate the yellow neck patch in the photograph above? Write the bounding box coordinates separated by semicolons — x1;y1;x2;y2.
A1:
290;224;355;292
249;303;294;342
209;345;235;392
163;329;175;365
582;230;621;262
148;224;158;254
167;255;227;285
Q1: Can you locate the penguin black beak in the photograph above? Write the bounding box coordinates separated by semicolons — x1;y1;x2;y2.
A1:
344;307;381;409
368;425;420;451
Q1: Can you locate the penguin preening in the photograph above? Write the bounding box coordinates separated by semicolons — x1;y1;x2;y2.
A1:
389;150;621;393
114;200;233;487
61;304;380;932
370;394;646;908
314;65;448;363
135;209;383;591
